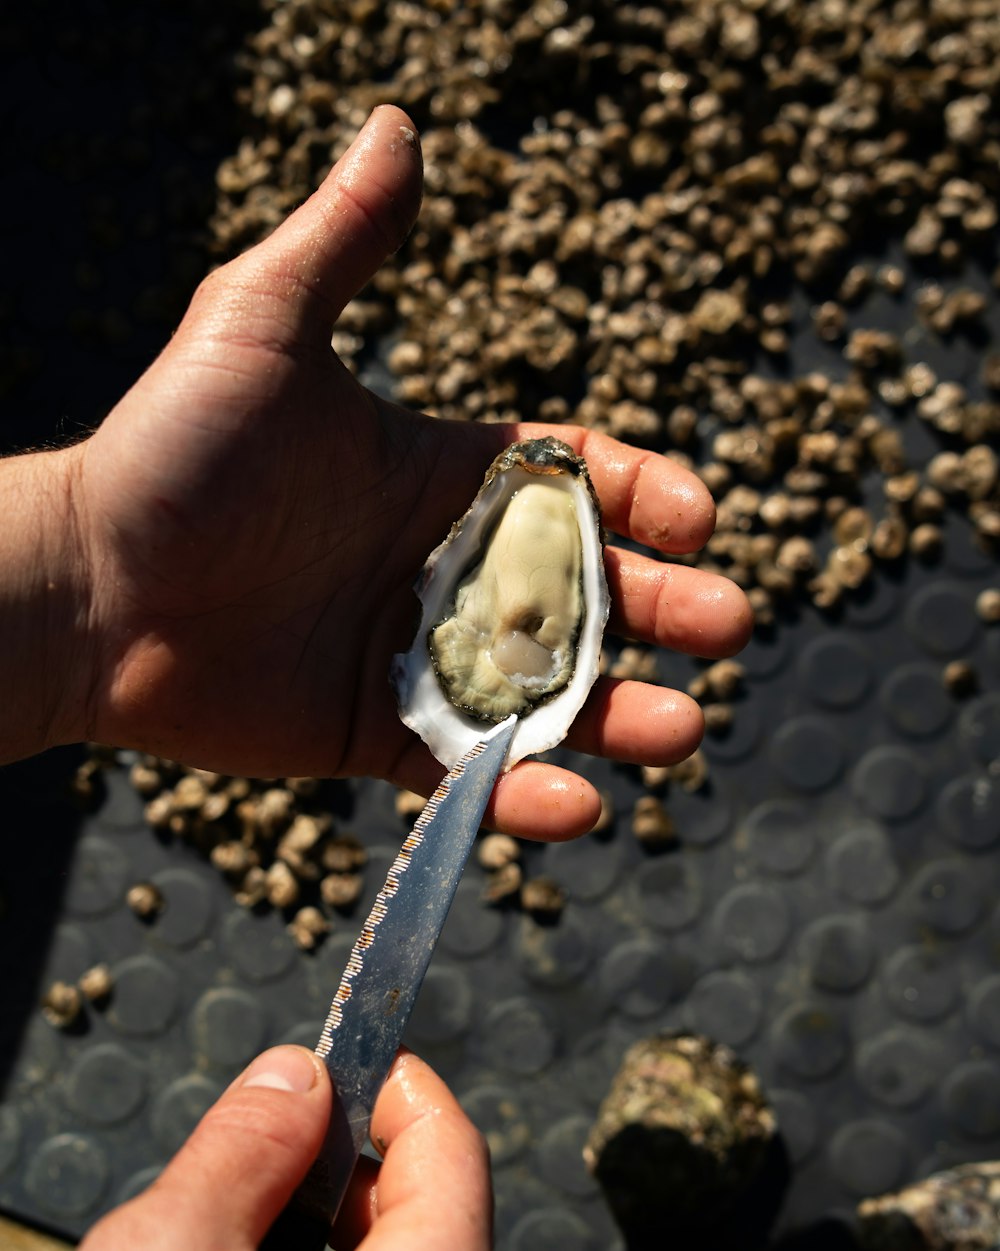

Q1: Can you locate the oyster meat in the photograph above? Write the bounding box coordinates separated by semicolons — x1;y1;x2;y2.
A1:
391;437;609;770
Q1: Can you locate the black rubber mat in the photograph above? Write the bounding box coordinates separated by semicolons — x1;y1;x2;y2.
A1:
2;9;1000;1249
0;515;998;1248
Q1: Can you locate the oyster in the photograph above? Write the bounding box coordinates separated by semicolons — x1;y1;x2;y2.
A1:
391;437;609;770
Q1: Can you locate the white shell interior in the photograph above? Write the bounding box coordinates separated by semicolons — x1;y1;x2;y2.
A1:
391;463;609;771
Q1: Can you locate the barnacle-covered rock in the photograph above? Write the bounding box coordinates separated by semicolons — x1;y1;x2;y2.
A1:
584;1034;787;1249
858;1161;1000;1251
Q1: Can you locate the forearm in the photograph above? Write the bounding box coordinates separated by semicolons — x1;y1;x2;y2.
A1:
0;445;94;762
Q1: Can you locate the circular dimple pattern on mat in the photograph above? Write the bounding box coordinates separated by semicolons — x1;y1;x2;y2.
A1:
406;965;472;1044
150;869;215;948
798;636;873;708
190;988;267;1068
9;517;1000;1250
65;1045;146;1125
969;976;1000;1049
223;911;297;983
884;947;958;1022
829;1120;909;1196
151;1076;222;1156
846;577;900;628
544;834;622;901
48;923;96;984
770;718;845;793
439;879;504;957
942;1061;1000;1138
905;584;979;655
686;971;762;1048
959;694;1000;765
715;884;791;963
0;1107;21;1177
25;1135;109;1217
744;800;815;875
537;1116;600;1197
637;857;702;931
461;1086;532;1165
508;1208;603;1251
16;1018;61;1086
879;663;954;738
701;702;763;762
671;793;732;846
599;938;690;1018
910;860;984;935
106;956;180;1037
63;836;128;918
852;746;927;820
943;513;997;576
116;1167;161;1206
94;769;146;830
518;913;594;989
937;772;1000;851
856;1030;937;1108
770;1089;817;1164
739;629;792;678
826;823;900;905
281;1020;324;1048
773;1005;848;1080
481;999;557;1076
801;916;874;992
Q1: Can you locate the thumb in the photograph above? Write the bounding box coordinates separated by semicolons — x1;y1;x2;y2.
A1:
243;103;422;337
79;1046;331;1251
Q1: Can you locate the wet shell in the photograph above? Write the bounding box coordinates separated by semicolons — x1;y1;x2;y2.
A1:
391;438;609;770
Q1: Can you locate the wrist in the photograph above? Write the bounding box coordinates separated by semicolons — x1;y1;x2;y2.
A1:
0;444;96;762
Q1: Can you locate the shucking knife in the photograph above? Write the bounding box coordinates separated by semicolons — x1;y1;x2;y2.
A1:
261;713;518;1250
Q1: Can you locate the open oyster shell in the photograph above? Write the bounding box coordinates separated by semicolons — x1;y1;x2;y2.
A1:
391;437;610;771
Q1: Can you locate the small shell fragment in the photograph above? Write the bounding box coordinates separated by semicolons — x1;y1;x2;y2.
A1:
322;835;368;874
210;841;256;876
265;861;299;909
669;750;709;793
976;588;1000;623
477;833;520;871
42;981;83;1029
520;876;567;920
234;866;268;908
632;796;677;849
78;964;113;1005
320;873;364;912
126;882;164;920
943;660;977;697
704;703;734;735
482;862;523;906
287;906;330;951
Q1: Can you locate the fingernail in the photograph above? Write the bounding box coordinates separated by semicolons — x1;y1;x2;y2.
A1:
242;1046;319;1093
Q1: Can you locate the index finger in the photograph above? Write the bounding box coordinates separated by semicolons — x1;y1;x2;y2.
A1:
332;1051;492;1250
516;422;717;554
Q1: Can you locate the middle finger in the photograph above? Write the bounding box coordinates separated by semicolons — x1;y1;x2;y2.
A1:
605;546;754;658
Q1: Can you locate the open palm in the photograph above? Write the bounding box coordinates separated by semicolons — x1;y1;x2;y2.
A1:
74;106;752;839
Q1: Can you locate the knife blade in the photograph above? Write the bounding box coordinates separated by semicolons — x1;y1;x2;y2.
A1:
262;713;517;1247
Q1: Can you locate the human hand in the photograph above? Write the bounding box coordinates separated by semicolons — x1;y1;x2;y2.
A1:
78;1046;490;1251
18;105;751;837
